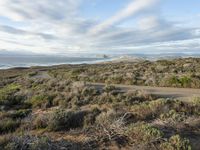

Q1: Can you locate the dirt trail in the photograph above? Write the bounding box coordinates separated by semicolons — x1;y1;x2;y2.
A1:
88;82;200;99
32;71;52;79
30;70;200;99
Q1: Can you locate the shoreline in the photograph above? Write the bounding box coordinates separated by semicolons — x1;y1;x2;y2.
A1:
0;58;113;70
1;56;200;70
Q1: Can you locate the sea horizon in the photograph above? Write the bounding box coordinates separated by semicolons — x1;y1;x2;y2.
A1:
1;53;200;69
0;55;112;69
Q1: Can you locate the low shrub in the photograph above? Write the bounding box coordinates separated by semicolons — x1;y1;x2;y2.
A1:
96;109;120;127
0;134;52;150
0;109;31;120
0;133;86;150
0;118;20;134
189;97;200;115
179;76;192;88
0;84;22;107
131;99;169;120
32;114;49;129
123;90;154;105
30;94;55;108
9;109;31;119
162;76;192;88
126;123;163;144
48;109;87;131
28;71;38;77
160;110;187;122
0;134;12;148
103;85;116;93
81;87;99;96
106;75;124;84
160;135;191;150
83;107;101;127
191;97;200;106
167;99;200;116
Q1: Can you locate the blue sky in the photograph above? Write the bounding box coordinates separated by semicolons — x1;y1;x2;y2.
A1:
0;0;199;54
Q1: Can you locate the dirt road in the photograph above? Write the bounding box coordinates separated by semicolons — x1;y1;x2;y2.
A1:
31;70;200;99
88;82;200;99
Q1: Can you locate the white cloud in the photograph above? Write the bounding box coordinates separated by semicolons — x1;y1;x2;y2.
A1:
0;0;89;53
0;0;199;55
137;16;160;30
0;0;81;21
89;0;158;35
194;29;200;36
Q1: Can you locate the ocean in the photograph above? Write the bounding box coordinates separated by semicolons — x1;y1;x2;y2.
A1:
0;55;110;69
1;53;199;69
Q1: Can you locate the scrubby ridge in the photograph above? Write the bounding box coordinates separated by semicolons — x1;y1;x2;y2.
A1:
48;58;200;88
0;58;200;149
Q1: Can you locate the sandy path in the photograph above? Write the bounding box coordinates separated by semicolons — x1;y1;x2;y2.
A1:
88;82;200;99
31;71;52;79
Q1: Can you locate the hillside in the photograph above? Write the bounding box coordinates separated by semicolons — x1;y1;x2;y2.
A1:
0;58;200;150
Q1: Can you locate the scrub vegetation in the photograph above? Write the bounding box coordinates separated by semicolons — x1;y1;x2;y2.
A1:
0;58;199;150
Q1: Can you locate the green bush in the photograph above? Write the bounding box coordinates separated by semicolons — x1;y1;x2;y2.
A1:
0;118;20;134
30;94;55;108
11;109;31;119
160;135;191;150
0;84;22;107
131;99;169;120
190;97;200;115
168;99;200;116
179;76;192;87
191;97;200;106
163;76;192;88
81;87;98;96
160;110;187;122
106;75;123;84
48;109;87;131
0;109;31;120
126;123;163;144
28;72;38;77
123;90;154;105
167;76;181;87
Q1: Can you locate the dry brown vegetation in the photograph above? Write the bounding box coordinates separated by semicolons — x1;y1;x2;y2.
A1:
46;58;200;88
0;58;200;150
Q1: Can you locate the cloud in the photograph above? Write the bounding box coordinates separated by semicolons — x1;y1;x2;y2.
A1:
0;0;199;55
78;14;200;54
89;0;158;35
0;0;88;53
0;25;56;40
0;0;81;21
87;16;198;45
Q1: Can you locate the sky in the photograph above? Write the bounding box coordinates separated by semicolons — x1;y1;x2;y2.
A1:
0;0;200;55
